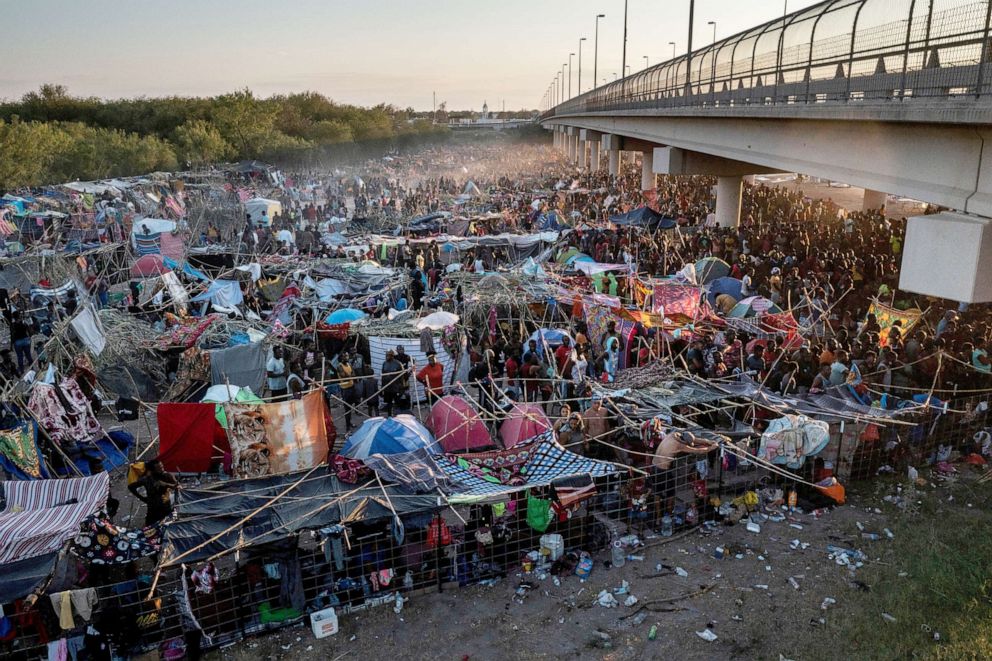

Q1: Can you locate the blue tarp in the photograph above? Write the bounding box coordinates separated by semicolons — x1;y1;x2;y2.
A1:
163;257;209;282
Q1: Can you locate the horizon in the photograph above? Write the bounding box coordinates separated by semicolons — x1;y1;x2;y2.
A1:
2;0;821;111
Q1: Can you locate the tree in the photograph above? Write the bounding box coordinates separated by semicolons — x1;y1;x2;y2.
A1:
0;117;72;188
210;89;280;159
174;119;233;166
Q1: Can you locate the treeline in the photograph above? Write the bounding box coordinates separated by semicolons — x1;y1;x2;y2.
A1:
0;85;449;188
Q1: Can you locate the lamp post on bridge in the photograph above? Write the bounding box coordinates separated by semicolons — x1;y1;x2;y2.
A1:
578;37;587;95
594;13;605;90
669;41;676;59
643;55;649;70
568;52;575;99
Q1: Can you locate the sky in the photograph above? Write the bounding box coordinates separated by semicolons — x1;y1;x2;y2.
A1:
1;0;823;111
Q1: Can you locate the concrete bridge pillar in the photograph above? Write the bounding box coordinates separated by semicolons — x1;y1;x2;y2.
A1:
579;140;590;170
641;151;656;191
716;176;743;228
590;140;602;171
608;150;620;176
863;189;887;212
568;135;578;163
601;134;623;177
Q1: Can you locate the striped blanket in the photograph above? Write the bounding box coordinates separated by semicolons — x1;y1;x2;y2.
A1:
135;232;162;256
0;472;109;564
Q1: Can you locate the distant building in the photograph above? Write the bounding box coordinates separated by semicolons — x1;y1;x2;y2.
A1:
481;101;490;119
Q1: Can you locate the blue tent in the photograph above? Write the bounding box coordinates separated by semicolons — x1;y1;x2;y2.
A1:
610;207;676;230
341;415;437;459
707;276;744;306
325;308;367;324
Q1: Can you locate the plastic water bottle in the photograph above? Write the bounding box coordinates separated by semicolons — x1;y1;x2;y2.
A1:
660;514;673;537
611;540;626;567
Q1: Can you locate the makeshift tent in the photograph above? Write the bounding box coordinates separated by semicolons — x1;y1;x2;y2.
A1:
610;206;676;229
757;415;831;469
131;218;184;260
161;469;437;565
341;415;436;459
326;308;366;324
157;402;230;473
131;253;169;278
245;198;281;225
694;257;731;284
427;396;492;453
729;296;782;318
191;279;244;309
500;404;551;448
706;276;744;306
209;342;267;395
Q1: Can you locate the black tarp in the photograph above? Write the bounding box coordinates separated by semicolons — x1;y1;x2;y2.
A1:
160;468;438;565
0;552;58;603
609;206;677;230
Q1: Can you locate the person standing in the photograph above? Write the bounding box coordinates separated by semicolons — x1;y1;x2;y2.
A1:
266;346;288;400
338;353;357;431
128;459;179;526
381;350;404;417
9;312;33;374
416;351;444;406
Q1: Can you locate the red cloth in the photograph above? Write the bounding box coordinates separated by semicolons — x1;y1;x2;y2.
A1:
157;403;229;473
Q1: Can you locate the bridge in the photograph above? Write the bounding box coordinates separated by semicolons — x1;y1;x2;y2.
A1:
541;0;992;302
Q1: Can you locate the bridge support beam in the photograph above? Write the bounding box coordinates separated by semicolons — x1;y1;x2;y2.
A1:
590;140;602;171
581;129;603;171
863;189;887;212
715;176;743;228
641;150;655;191
602;134;623;177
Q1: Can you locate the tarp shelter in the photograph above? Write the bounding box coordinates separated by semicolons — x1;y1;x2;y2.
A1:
245;198;282;226
694;257;731;285
132;218;184;260
610;206;676;229
415;310;459;330
191;279;244;309
325;308;366;324
427;396;492;453
0;473;110;601
160;469;437;565
341;415;437;459
500;404;551;448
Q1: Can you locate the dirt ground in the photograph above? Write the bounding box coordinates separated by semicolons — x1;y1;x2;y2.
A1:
201;484;900;661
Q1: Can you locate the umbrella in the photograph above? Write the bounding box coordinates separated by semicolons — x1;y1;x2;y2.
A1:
416;311;460;330
728;296;782;318
325;308;367;324
427;396;492;453
341;415;437;459
706;276;744;306
130;254;169;278
694;257;731;284
499;404;551;449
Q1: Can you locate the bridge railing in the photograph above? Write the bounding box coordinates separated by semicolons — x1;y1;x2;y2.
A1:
543;0;992;119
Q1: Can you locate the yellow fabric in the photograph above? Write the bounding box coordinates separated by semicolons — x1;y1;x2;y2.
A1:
49;592;75;629
127;462;147;486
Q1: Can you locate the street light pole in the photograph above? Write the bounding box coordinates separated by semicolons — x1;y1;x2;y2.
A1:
643;55;649;70
569;53;575;99
669;41;676;60
561;63;567;101
594;13;605;90
621;0;628;78
708;20;716;44
578;37;587;95
686;0;695;98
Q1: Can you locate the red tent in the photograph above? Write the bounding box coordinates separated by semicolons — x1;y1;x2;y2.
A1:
131;254;168;278
427;396;492;453
499;403;550;449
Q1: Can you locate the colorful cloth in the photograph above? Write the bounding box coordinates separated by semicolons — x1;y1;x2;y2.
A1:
134;232;161;256
652;283;702;320
0;422;47;479
71;515;161;565
225;390;329;477
152;315;219;350
157;403;229;473
27;378;103;447
0;473;109;564
866;301;923;347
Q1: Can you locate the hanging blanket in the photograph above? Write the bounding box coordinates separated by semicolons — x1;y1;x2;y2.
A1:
651;283;702;320
151;314;219;350
135;232;162;256
0;422;47;479
71;515;162;564
27;378;103;447
225;390;329;478
866;301;923;347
